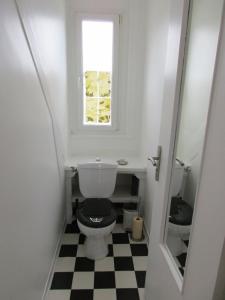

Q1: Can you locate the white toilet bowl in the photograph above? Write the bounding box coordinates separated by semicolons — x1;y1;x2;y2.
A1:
77;219;116;260
167;222;191;256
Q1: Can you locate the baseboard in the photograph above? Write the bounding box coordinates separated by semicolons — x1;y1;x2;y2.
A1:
143;222;150;246
42;218;66;300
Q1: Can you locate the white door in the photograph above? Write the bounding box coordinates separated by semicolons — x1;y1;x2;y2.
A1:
145;0;225;299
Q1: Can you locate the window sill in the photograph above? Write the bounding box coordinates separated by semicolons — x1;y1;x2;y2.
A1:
71;123;118;135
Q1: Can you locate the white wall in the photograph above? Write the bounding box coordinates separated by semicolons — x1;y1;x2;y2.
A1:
17;0;68;161
66;0;146;158
0;1;67;299
213;238;225;300
176;0;223;207
140;0;170;234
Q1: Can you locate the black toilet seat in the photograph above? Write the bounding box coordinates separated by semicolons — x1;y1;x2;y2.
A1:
77;198;117;228
169;197;193;226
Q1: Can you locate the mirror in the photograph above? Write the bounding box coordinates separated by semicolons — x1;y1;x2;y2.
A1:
164;0;222;278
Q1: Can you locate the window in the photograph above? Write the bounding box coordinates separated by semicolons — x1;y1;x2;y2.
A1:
76;14;119;129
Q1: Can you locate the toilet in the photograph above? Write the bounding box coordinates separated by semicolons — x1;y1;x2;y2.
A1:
76;162;117;260
167;160;193;256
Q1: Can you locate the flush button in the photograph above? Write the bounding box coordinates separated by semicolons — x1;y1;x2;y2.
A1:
96;157;101;162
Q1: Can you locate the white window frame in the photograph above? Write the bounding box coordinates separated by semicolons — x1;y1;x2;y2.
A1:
75;13;119;132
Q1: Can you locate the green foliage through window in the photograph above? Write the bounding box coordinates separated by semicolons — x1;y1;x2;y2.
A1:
84;71;111;124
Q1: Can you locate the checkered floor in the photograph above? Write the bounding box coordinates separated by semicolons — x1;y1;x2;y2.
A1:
175;239;189;276
46;221;148;300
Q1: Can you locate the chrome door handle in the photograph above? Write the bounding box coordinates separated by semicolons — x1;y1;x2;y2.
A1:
148;156;159;167
176;158;184;166
148;146;162;181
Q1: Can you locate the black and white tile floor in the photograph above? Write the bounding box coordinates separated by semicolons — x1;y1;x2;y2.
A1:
175;239;189;276
46;221;148;300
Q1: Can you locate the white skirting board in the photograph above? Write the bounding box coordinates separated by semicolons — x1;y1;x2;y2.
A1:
42;219;67;300
143;222;150;246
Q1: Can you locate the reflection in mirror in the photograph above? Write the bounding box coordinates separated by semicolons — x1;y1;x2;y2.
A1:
164;0;223;278
166;159;193;277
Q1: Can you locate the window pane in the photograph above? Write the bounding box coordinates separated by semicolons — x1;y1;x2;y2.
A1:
99;72;111;97
82;21;113;72
85;71;98;97
82;20;113;125
85;98;98;123
98;98;111;123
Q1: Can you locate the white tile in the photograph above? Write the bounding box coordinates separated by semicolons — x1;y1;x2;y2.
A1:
132;257;148;271
138;288;145;300
76;245;85;257
45;290;71;300
94;289;116;300
54;257;76;272
115;271;137;288
95;257;114;271
112;224;125;233
113;244;131;257
61;233;79;245
105;234;112;244
72;272;94;289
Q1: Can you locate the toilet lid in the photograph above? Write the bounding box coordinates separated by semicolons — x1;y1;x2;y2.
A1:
82;198;111;217
77;198;117;228
169;197;193;226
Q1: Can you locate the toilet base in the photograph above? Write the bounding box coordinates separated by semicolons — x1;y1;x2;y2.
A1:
77;219;116;260
167;222;191;256
85;236;108;260
167;234;185;257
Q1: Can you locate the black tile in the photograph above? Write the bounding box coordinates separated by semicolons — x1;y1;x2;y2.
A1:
179;267;184;276
65;221;80;233
50;272;73;290
107;244;113;257
116;288;139;300
116;215;123;224
130;244;148;256
114;257;134;271
59;245;77;257
112;233;129;244
177;253;187;267
70;289;93;300
94;272;116;289
183;240;189;247
79;234;86;244
65;224;74;233
75;257;95;272
135;271;146;288
114;203;124;208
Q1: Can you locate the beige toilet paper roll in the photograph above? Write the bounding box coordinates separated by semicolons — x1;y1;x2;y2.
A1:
132;216;143;240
